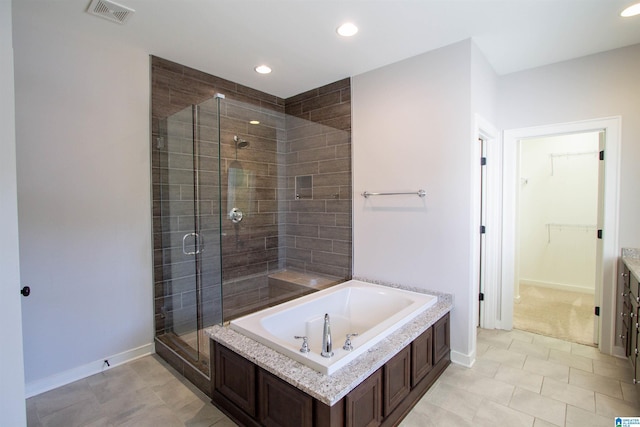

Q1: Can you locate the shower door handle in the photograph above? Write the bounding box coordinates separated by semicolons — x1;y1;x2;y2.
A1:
182;233;202;255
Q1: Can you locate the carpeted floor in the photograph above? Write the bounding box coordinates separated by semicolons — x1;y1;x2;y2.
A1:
513;283;595;346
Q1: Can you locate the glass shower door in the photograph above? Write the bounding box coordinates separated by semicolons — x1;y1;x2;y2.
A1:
154;98;222;373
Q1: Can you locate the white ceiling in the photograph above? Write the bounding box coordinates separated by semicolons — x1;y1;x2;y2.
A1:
13;0;640;98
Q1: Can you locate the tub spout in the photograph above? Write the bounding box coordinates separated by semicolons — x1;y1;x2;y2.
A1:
320;313;333;358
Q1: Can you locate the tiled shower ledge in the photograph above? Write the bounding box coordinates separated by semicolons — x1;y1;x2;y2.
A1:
622;247;640;279
205;279;453;406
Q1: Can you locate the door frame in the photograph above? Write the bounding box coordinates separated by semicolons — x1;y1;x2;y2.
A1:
474;115;501;332
501;117;621;355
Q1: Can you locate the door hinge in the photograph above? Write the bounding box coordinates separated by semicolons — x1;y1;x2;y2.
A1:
479;293;485;301
481;157;487;166
599;150;604;161
595;306;600;316
480;225;486;234
597;229;603;239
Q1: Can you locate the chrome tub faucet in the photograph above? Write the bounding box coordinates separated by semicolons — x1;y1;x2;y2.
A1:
321;313;333;358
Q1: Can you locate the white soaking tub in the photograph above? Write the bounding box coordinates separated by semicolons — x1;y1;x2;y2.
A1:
229;279;437;375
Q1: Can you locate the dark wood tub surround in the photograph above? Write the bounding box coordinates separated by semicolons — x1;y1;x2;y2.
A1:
211;312;450;427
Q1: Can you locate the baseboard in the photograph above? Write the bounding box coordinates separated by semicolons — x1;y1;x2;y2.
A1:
450;349;475;368
520;279;595;295
25;342;155;398
612;344;627;359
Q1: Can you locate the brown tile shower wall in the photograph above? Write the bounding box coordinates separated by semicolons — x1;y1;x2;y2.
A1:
151;56;286;335
284;78;352;279
152;56;352;334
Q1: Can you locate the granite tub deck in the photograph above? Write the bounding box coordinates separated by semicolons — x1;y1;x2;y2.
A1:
205;282;452;406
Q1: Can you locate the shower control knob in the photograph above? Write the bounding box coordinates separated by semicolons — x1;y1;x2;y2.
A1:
229;208;243;223
21;286;30;297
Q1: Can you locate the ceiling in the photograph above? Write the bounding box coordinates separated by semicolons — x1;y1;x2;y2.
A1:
12;0;640;98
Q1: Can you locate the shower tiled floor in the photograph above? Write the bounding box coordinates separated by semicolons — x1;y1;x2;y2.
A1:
27;329;640;426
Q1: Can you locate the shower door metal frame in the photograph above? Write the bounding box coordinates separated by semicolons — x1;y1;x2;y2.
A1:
153;96;224;375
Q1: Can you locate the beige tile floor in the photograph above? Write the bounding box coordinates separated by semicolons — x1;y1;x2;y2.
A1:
27;329;640;427
26;355;234;427
401;328;640;427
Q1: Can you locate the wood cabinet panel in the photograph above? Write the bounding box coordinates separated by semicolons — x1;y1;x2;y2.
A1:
346;369;383;427
433;313;450;364
621;262;640;384
210;311;451;426
383;346;410;417
410;327;433;387
214;343;256;416
258;369;314;427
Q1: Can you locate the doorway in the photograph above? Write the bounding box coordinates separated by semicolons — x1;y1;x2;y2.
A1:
513;132;600;345
500;117;620;356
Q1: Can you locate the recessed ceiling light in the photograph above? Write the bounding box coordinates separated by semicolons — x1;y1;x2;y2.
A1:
249;120;260;125
254;65;272;74
621;2;640;16
337;22;358;37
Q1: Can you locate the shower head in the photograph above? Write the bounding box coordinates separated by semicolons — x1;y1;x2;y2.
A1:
233;135;250;149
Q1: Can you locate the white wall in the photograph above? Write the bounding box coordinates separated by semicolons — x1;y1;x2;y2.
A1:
499;44;640;250
518;133;599;293
353;40;489;365
13;15;153;394
0;1;27;424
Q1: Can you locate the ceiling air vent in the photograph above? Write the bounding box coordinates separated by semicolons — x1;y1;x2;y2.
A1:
87;0;135;24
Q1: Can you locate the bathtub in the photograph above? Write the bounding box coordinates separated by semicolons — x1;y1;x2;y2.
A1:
229;279;437;375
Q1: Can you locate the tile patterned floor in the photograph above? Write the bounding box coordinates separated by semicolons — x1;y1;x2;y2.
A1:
27;329;640;427
400;328;640;427
26;355;234;427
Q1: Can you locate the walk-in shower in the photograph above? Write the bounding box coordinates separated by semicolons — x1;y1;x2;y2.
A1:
150;56;352;393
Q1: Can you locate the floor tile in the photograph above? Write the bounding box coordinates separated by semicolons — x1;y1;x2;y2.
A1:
532;334;573;353
595;393;640;418
478;331;515;349
86;365;148;404
39;395;105;427
620;381;640;405
174;397;228;426
549;349;594;372
481;347;527;369
440;367;515;405
473;399;534;427
116;405;185;427
100;387;164;426
423;381;484;420
508;329;538;343
533;418;562;427
152;377;200;411
509;387;567;426
469;357;501;377
399;401;475;427
509;339;551;359
523;356;570;383
541;377;595;412
569;368;624;400
565;405;613;427
592;359;634;384
32;379;94;420
494;364;544;393
570;343;616;362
